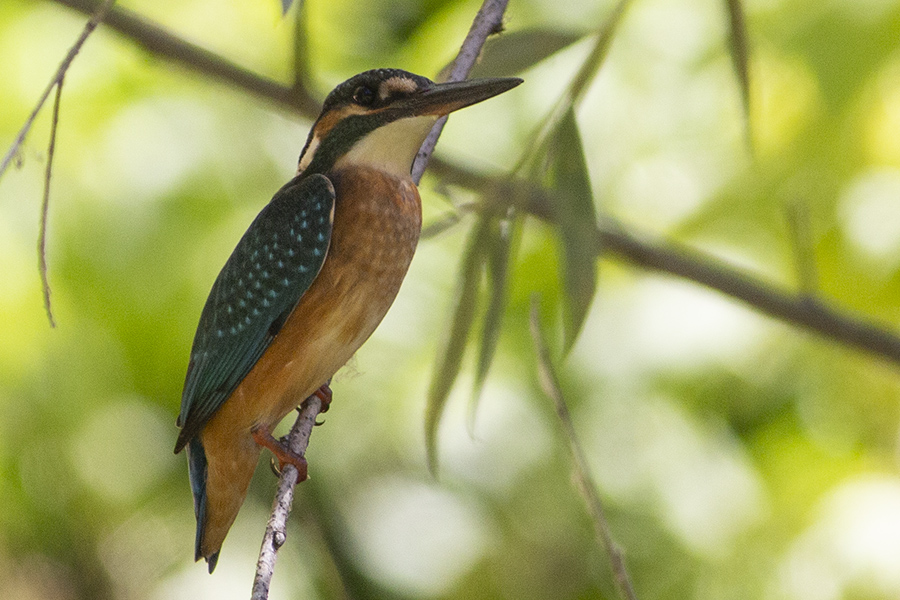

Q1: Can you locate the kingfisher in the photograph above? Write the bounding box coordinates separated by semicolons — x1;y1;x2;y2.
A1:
174;68;521;571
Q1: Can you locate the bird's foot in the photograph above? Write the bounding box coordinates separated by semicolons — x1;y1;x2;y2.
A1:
252;425;308;481
313;382;333;413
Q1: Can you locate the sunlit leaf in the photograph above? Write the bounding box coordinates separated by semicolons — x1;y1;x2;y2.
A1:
723;0;752;146
469;210;521;429
425;213;492;473
545;109;598;352
469;29;585;79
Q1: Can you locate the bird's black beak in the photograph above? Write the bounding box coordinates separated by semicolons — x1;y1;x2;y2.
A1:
405;77;523;117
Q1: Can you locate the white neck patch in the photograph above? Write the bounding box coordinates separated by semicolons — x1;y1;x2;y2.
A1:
334;115;438;178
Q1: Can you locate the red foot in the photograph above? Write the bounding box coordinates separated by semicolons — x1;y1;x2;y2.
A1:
252;425;308;481
313;382;333;413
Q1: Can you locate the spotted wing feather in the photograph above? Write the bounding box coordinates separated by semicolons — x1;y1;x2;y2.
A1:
175;173;335;452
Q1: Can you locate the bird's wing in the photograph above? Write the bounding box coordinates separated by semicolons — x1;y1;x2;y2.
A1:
175;173;335;452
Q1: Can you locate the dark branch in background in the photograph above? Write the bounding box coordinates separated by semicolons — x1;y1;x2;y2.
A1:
39;79;65;328
51;0;319;116
43;0;900;365
530;296;639;600
411;0;509;183
429;163;900;366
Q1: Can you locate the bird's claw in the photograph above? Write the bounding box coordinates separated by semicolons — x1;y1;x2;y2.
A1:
252;426;309;481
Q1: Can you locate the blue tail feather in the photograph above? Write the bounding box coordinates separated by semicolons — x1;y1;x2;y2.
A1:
187;437;219;572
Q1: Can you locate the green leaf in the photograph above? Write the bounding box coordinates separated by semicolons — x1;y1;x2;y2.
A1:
425;213;492;474
469;29;585;79
469;210;521;429
723;0;752;146
545;109;599;352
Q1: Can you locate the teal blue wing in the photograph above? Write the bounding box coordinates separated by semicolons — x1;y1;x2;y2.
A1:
175;173;335;452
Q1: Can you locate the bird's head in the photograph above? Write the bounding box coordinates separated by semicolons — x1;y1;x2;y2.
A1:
297;68;522;178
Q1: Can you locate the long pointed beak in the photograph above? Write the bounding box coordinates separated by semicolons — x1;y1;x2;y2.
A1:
404;77;523;117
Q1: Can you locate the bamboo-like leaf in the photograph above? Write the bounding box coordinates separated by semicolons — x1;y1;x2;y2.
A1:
469;29;585;79
546;109;599;352
723;0;752;145
425;213;492;473
469;210;521;429
514;0;633;178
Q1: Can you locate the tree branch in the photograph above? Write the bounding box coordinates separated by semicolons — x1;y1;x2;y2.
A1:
249;0;511;595
37;0;900;366
251;395;322;600
49;0;319;116
411;0;509;183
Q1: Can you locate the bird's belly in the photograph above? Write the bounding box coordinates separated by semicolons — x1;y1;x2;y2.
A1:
207;167;422;435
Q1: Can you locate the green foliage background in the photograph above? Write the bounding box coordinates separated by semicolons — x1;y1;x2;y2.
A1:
3;0;900;598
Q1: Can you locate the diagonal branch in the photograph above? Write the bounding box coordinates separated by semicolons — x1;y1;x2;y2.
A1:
411;0;509;183
49;0;319;116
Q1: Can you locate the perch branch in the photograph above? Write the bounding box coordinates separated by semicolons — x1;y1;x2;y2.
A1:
249;0;510;596
251;395;322;600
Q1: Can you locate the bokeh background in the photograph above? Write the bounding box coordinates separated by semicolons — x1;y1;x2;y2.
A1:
3;0;900;598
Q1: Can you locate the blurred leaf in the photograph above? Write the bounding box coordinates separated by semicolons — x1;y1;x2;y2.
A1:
545;109;598;352
469;210;521;429
515;0;633;177
469;29;585;79
425;213;492;473
723;0;752;146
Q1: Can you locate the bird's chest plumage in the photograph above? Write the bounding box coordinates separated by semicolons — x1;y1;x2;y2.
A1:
221;166;422;427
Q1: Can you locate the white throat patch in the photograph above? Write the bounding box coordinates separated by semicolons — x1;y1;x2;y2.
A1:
334;115;438;178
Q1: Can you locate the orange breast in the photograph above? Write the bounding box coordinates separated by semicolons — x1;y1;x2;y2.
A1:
205;165;422;438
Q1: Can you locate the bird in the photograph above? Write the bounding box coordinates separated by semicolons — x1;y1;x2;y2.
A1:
173;68;522;572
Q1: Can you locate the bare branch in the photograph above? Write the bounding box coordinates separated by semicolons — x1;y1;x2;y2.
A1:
50;0;319;117
251;395;322;600
529;295;639;600
38;78;66;328
0;0;114;182
411;0;510;184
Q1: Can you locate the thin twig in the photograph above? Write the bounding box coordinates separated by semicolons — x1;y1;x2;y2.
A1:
38;78;66;328
0;0;114;182
251;395;322;600
529;295;639;600
411;0;509;184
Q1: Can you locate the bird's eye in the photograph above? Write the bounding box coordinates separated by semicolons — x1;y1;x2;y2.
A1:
353;86;376;106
